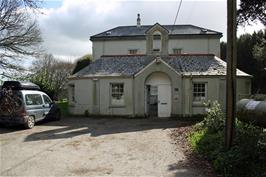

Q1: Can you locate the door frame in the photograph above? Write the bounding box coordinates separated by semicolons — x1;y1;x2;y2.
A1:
144;72;172;117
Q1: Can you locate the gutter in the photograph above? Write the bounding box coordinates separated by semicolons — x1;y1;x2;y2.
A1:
90;33;223;41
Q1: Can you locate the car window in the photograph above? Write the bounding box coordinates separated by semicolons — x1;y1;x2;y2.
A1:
43;95;52;105
25;94;43;105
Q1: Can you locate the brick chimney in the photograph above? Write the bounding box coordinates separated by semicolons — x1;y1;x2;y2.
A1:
137;13;141;27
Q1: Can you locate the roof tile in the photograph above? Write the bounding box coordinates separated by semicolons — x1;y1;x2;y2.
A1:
71;55;250;78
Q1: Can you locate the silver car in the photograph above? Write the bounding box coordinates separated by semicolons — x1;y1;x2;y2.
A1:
0;81;61;129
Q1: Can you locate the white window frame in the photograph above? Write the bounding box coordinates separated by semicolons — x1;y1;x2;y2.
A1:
110;83;125;106
173;48;182;54
128;49;138;55
152;31;162;52
193;82;207;102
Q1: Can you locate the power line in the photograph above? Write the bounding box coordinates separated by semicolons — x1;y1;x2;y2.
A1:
173;0;183;25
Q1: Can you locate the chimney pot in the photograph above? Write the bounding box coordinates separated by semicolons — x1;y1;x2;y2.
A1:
137;13;141;27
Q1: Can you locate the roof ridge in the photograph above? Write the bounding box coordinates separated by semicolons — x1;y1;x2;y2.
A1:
101;54;147;57
115;24;202;27
169;53;215;56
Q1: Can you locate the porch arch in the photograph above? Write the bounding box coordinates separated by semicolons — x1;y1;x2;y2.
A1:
145;72;172;117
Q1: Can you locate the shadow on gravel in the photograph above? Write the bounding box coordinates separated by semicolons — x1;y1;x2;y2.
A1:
21;117;196;142
0;118;57;134
0;124;26;134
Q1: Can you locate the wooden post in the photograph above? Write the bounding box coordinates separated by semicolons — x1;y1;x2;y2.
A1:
225;0;237;149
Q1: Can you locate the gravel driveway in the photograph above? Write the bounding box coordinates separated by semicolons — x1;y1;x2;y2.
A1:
0;117;202;176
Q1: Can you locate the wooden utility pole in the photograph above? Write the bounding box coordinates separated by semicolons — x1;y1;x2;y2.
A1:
225;0;237;149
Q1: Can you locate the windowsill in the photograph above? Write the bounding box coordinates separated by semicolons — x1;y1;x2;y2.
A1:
109;105;126;108
192;101;206;107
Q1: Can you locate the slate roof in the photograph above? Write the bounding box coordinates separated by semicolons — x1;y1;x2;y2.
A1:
90;24;222;40
70;54;250;78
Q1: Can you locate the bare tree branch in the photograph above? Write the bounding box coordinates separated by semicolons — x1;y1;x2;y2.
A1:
0;0;43;70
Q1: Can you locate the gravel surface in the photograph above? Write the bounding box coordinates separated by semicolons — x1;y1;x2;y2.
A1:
1;117;205;176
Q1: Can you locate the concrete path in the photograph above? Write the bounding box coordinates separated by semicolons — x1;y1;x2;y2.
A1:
0;117;202;176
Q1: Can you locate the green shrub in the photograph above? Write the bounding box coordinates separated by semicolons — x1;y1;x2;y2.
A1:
188;101;266;177
189;129;224;159
202;101;225;132
189;129;206;151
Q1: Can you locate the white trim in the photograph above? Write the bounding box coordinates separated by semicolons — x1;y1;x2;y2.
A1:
134;59;157;77
109;83;125;106
192;82;208;103
134;57;180;77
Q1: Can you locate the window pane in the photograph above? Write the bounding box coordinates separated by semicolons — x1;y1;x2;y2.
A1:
129;49;138;54
193;83;206;102
26;94;43;105
111;83;124;105
43;95;52;105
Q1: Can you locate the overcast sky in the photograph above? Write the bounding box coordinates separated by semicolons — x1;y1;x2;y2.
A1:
37;0;265;61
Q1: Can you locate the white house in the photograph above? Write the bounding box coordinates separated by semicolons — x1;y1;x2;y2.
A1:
68;15;251;117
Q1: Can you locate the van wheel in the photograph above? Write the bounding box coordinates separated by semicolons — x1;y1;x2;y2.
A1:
54;110;61;121
25;116;35;129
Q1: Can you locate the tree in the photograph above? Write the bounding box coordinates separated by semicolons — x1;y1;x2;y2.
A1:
237;0;266;26
0;0;42;70
252;36;266;93
220;41;227;60
29;54;74;100
220;30;266;93
72;54;92;74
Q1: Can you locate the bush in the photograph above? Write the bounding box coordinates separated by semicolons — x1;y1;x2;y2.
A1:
189;129;224;160
202;101;225;132
188;101;266;177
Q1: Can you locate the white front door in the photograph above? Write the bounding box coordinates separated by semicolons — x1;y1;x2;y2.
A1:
158;84;171;117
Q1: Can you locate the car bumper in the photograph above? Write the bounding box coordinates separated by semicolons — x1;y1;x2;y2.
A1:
0;116;28;125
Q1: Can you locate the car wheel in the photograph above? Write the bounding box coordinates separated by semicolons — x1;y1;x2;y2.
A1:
24;116;35;129
54;110;61;121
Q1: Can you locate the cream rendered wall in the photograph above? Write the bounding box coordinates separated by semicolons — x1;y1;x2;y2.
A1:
68;79;93;115
69;77;134;116
168;38;220;57
93;40;146;60
182;77;220;115
237;77;252;100
218;77;251;111
92;37;221;60
182;76;251;115
134;60;182;117
98;78;134;116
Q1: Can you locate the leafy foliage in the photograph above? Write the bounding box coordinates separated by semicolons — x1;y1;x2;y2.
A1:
237;0;266;26
220;30;266;93
28;54;74;100
202;101;225;132
72;54;92;74
189;101;266;177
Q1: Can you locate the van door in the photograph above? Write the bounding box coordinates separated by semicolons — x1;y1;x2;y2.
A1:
25;94;44;121
42;94;52;117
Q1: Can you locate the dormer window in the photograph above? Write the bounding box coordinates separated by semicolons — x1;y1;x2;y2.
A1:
128;49;138;55
173;48;182;54
145;23;169;55
152;31;162;52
